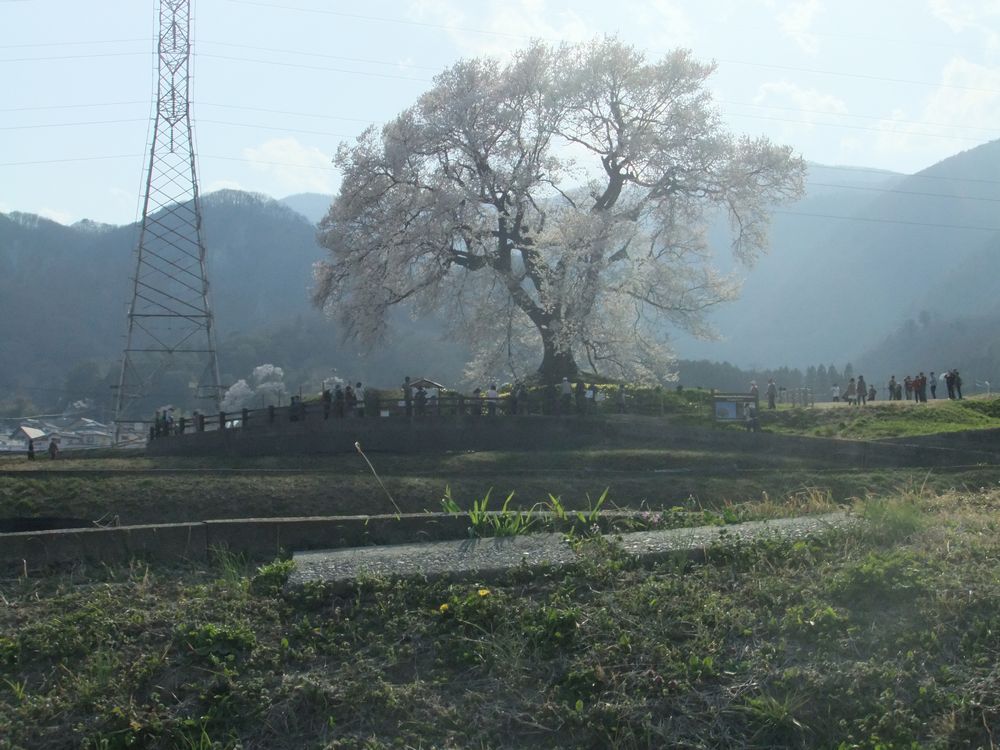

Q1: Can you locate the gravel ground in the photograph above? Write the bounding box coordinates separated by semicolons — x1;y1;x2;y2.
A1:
290;511;859;589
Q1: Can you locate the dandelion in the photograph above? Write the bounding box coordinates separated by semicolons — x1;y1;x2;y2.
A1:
478;588;491;598
439;603;449;613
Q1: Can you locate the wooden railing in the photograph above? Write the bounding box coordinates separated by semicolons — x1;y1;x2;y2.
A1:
147;389;717;439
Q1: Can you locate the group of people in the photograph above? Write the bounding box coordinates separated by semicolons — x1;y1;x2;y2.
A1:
556;378;627;415
886;370;962;401
749;379;781;410
827;368;964;404
399;376;629;417
26;437;58;460
831;375;874;405
320;381;367;419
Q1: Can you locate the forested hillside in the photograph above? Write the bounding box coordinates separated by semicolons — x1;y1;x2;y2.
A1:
4;142;1000;414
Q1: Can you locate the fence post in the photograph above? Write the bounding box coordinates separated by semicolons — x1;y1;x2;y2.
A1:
242;408;249;427
196;413;205;432
219;411;226;430
268;404;275;423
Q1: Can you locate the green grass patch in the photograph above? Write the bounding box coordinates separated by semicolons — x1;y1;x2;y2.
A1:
762;397;1000;439
3;487;1000;748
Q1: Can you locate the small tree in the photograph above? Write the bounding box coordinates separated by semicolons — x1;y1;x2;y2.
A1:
220;364;288;411
314;38;805;383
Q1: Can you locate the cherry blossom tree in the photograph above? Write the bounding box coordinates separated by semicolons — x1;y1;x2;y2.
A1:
220;364;287;411
314;38;805;383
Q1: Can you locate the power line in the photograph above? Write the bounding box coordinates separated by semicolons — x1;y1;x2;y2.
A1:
720;99;1000;138
222;0;1000;96
197;118;352;139
0;100;147;113
197;51;431;83
726;110;990;144
0;154;142;167
774;208;1000;233
0;51;147;63
201;101;377;125
716;57;1000;96
0;118;147;131
199;39;440;72
200;153;334;170
0;37;150;49
806;182;1000;205
223;0;529;39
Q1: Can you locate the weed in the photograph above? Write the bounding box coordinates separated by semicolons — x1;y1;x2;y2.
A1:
249;558;295;596
175;621;256;662
4;677;26;702
575;487;609;526
858;495;926;542
211;546;250;588
442;486;537;537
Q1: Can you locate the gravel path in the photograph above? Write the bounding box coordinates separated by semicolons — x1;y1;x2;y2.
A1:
289;511;859;589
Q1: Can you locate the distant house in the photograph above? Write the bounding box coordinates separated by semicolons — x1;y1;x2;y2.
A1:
8;425;48;451
61;418;113;449
5;417;113;452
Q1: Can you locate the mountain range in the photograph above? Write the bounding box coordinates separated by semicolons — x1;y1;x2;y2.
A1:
2;139;999;409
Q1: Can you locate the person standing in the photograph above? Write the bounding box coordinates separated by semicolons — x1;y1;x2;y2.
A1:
560;377;572;414
329;383;342;418
47;438;58;460
27;438;35;461
486;383;499;416
945;370;955;399
321;386;332;419
831;383;841;402
904;376;913;401
929;372;937;399
888;376;897;401
846;377;857;406
574;380;586;414
955;370;963;399
426;383;439;415
402;376;413;417
354;382;366;417
616;383;627;414
766;379;777;410
857;375;867;406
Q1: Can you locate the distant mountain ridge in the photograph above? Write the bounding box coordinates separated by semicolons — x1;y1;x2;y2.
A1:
3;143;1000;403
676;141;1000;369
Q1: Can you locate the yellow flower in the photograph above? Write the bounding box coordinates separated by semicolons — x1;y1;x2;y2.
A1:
478;588;491;598
439;603;449;613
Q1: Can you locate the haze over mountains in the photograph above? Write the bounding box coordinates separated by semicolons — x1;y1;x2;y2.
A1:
2;140;999;407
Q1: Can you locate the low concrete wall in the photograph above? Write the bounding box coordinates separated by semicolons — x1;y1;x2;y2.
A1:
1;522;208;572
1;513;483;574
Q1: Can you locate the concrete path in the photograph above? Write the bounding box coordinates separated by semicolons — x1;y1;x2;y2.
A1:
289;511;858;590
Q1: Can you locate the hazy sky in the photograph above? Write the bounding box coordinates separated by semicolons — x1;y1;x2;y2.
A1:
2;0;999;225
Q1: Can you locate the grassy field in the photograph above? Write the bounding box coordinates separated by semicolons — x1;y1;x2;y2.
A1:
3;447;1000;525
761;396;1000;439
4;406;1000;747
3;487;1000;748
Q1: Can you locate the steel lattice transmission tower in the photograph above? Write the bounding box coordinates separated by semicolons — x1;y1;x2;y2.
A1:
115;0;221;433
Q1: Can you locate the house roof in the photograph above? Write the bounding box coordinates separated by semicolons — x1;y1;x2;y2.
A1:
12;426;46;441
410;378;447;390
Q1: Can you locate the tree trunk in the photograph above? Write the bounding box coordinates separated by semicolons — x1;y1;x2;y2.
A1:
537;328;579;382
